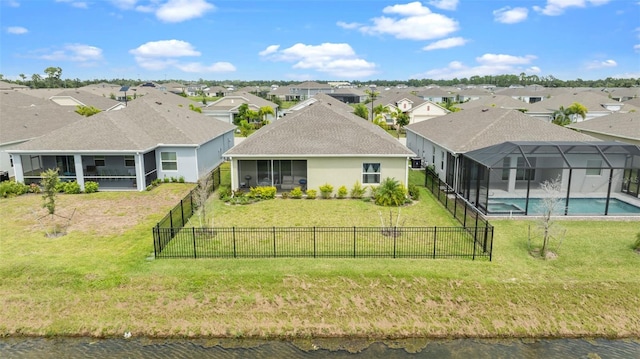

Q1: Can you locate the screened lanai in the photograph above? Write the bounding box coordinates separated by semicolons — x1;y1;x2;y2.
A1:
458;141;640;216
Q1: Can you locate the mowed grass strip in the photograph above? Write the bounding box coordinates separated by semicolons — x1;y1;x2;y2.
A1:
0;180;639;339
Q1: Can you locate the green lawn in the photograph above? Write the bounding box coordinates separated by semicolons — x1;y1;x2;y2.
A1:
0;180;639;339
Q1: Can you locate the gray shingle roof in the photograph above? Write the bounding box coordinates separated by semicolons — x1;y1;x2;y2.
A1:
567;112;640;141
11;91;235;152
527;91;637;113
50;89;121;110
224;99;414;157
405;108;598;154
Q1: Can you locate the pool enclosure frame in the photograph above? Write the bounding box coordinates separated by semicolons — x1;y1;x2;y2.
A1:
456;141;640;216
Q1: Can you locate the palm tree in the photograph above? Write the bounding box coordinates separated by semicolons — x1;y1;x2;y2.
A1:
373;177;407;207
552;102;587;126
364;88;379;121
353;104;369;120
258;106;275;126
390;108;410;137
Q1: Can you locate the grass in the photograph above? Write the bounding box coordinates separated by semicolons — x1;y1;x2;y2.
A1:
0;179;639;340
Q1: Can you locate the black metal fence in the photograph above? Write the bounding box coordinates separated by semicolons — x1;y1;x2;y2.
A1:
424;167;493;256
153;226;492;260
152;166;493;260
156;166;222;229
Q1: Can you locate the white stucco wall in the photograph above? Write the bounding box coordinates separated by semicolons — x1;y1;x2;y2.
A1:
156;146;198;182
306;157;409;193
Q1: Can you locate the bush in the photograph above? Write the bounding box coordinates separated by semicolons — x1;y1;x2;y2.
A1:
29;183;41;194
218;186;232;201
306;189;317;199
350;181;366;199
178;176;185;183
248;186;277;200
163;177;170;183
634;232;640;251
281;191;290;199
0;180;29;198
146;185;153;191
373;177;407;206
170;177;177;183
337;185;348;199
408;184;420;200
63;181;81;194
290;187;303;199
84;181;99;193
319;183;334;199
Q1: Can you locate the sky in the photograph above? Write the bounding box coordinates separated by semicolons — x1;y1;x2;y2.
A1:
1;0;639;82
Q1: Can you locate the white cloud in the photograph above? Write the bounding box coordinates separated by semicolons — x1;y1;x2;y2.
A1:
585;59;617;69
130;39;234;73
109;0;137;9
258;45;280;57
422;37;467;51
174;62;236;73
347;1;459;41
634;44;640;52
55;0;88;9
412;53;538;79
428;0;458;11
259;43;377;78
336;21;360;30
533;0;611;16
493;7;528;24
4;0;20;7
130;40;201;58
155;0;214;23
7;26;28;34
38;44;103;62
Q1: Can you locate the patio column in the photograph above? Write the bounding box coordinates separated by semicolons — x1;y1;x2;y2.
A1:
508;156;516;192
12;155;24;183
135;154;144;191
74;154;84;191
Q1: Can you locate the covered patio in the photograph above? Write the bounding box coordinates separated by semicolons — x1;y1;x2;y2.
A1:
236;159;307;191
457;141;640;216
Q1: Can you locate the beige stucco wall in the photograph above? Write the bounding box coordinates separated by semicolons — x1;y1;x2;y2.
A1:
307;157;409;193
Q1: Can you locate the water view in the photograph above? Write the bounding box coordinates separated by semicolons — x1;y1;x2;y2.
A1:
1;337;639;358
488;197;640;216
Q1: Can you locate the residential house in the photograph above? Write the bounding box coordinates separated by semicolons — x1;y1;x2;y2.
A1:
203;92;279;124
8;91;236;191
223;97;415;192
376;92;448;126
414;87;456;104
567;112;640;146
0;80;29;91
0;91;83;178
269;81;333;101
326;87;367;104
526;91;639;122
456;95;532;112
494;85;559;104
48;89;124;111
405;108;640;215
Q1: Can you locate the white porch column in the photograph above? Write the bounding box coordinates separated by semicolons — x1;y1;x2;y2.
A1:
508;156;517;193
135;154;144;191
74;154;85;191
12;155;24;183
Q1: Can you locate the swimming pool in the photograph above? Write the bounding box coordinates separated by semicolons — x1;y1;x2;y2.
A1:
488;197;640;215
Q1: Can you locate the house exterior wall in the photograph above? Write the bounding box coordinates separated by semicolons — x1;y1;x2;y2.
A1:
156;146;198;182
409;103;448;124
306;157;409;193
196;131;234;178
405;131;444;174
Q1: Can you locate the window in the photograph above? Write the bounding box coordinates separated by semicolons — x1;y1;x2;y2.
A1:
586;160;602;175
502;157;536;180
440;151;445;170
432;146;435;164
362;163;380;184
94;156;105;167
161;152;177;171
124;155;135;167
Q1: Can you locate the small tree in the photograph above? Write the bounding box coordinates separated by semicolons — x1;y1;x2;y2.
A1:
532;176;566;258
194;175;213;227
373;177;407;206
353;104;369;120
238;120;253;137
75;105;101;117
41;169;59;216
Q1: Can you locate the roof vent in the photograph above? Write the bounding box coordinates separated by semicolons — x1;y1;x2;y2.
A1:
482;108;489;112
155;101;162;105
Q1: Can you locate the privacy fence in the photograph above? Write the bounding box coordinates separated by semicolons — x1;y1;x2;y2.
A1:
152;167;493;260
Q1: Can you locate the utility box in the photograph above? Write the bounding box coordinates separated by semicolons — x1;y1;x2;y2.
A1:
410;157;422;169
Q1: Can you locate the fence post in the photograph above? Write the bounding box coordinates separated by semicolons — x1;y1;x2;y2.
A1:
353;226;356;258
393;227;397;258
180;199;185;227
313;227;316;258
192;227;197;259
232;227;236;258
463;202;468;227
472;227;477;261
273;226;277;258
433;227;437;259
153;225;158;258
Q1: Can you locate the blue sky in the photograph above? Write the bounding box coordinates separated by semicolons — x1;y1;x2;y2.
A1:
1;0;639;82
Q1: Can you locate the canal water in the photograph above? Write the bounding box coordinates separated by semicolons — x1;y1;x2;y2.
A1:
1;337;638;358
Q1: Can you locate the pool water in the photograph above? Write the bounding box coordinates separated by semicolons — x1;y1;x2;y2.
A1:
488;197;640;215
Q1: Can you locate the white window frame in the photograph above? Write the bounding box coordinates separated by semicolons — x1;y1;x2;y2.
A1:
161;152;178;171
124;155;135;167
362;162;381;184
94;156;105;167
586;159;602;176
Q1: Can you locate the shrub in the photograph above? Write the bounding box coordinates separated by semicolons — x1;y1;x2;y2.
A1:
0;181;29;198
281;191;290;199
178;176;185;183
408;184;420;200
633;232;640;251
29;183;41;194
337;185;348;199
319;183;334;199
306;189;317;199
55;182;66;193
146;185;153;191
290;187;303;199
152;179;162;186
248;186;277;200
84;181;99;193
170;177;177;183
350;181;367;199
218;186;232;201
63;181;81;194
373;177;407;206
163;177;170;183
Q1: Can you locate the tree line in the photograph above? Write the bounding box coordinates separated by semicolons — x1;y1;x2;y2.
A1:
1;68;638;89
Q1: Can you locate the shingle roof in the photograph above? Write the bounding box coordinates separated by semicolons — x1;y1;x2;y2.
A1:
405;108;598;154
457;95;532;111
527;91;637;113
224;99;414;157
567;112;640;141
50;90;121;110
10;91;235;152
0;91;82;144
